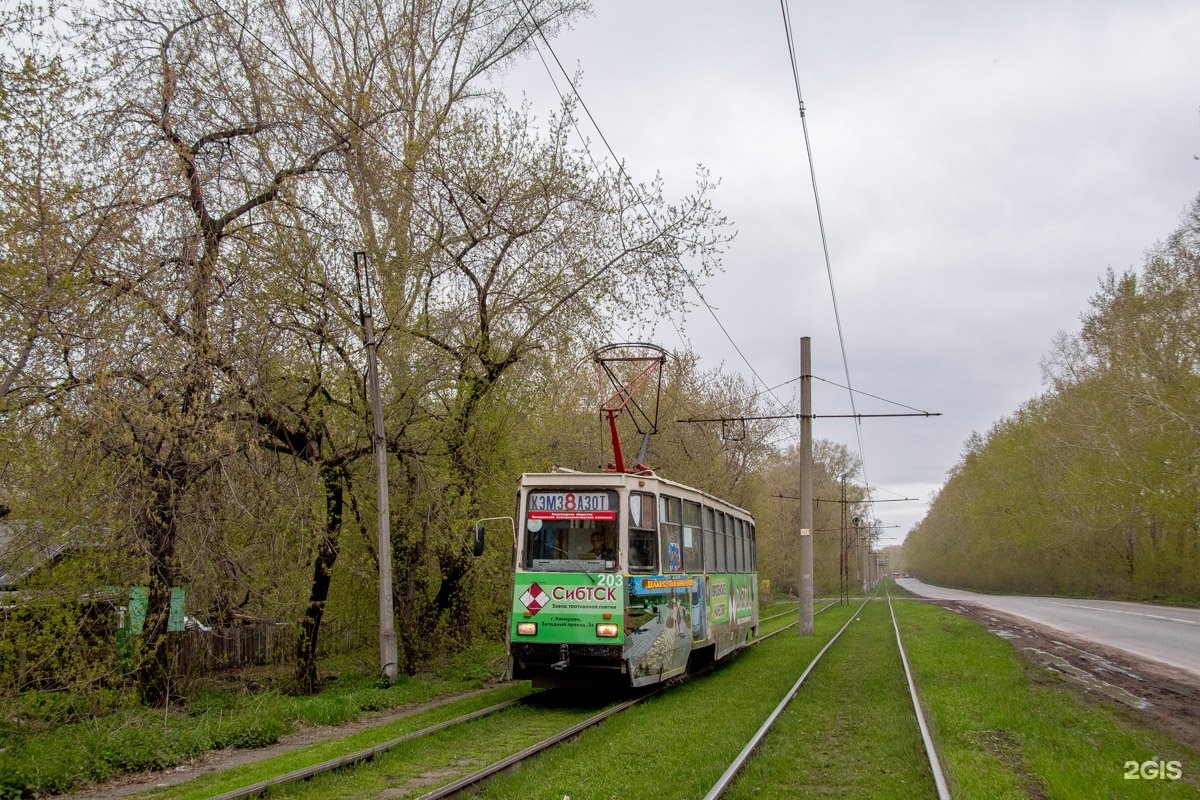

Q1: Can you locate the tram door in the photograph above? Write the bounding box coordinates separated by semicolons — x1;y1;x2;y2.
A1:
692;575;709;642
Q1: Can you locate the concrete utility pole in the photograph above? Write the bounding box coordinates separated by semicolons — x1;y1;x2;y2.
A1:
840;476;849;604
861;523;871;593
356;252;398;684
798;337;814;635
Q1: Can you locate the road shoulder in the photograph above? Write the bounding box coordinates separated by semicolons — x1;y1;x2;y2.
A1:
927;598;1200;753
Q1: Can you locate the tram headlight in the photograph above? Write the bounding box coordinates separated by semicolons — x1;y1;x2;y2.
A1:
516;622;537;636
595;623;619;638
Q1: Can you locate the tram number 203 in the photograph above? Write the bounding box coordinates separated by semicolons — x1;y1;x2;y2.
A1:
596;574;623;588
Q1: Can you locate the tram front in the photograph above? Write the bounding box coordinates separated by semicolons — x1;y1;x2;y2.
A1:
508;476;629;688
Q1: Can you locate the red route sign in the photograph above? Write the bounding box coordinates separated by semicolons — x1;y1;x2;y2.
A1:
529;511;617;521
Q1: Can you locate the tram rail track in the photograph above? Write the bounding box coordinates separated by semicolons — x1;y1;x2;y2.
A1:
204;600;835;800
702;594;873;799
700;589;951;799
208;695;533;800
411;601;840;800
887;587;951;800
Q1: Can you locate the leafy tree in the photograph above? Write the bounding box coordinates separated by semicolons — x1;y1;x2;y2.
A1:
908;192;1200;600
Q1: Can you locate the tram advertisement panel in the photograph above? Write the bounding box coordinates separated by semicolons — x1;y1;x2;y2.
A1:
731;573;756;623
706;574;757;627
626;576;696;680
511;573;624;644
708;576;730;625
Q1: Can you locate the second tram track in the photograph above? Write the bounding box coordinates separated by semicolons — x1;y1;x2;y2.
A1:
887;586;951;800
700;588;952;799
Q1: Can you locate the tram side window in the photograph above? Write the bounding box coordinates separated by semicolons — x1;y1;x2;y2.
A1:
683;500;702;572
732;518;742;573
714;512;726;572
628;492;658;572
726;517;738;573
741;520;751;570
739;520;748;572
702;507;717;572
749;523;757;571
659;495;683;573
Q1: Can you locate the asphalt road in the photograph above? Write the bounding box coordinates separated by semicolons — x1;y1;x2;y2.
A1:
897;578;1200;678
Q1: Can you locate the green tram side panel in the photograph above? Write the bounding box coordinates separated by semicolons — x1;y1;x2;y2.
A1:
510;570;758;680
512;573;625;645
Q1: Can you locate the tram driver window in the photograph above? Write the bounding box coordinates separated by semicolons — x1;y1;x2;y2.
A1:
522;489;619;571
628;492;658;572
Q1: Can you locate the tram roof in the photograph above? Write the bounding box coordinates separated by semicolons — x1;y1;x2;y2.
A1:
517;470;753;520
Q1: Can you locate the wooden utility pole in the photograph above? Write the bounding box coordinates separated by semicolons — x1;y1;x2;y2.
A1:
355;252;398;684
798;337;814;635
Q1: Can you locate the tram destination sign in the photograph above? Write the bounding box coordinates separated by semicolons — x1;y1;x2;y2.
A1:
527;491;617;521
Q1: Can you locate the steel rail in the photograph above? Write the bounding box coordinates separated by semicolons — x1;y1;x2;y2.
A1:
209;695;530;800
213;602;836;800
413;690;660;800
419;603;837;799
758;598;835;627
888;589;952;800
702;594;873;799
757;599;836;640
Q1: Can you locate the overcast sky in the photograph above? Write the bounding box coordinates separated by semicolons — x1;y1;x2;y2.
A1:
494;1;1200;545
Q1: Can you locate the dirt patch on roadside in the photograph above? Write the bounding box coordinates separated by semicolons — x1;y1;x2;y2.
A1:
931;600;1200;752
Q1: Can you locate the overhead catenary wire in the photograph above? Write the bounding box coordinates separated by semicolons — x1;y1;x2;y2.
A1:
515;0;791;416
779;0;872;488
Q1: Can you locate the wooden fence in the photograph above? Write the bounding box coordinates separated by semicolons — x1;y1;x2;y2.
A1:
176;622;297;675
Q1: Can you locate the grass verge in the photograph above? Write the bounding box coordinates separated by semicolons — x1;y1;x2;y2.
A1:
895;598;1200;799
134;682;535;800
0;643;508;799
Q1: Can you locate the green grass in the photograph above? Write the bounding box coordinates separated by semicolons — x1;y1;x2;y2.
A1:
135;683;535;800
474;603;863;800
723;599;935;799
9;597;1197;799
0;643;510;799
895;598;1200;799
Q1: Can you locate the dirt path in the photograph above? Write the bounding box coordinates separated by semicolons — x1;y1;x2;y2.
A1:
62;687;494;800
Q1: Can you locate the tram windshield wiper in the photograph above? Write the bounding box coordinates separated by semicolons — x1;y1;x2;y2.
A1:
549;544;600;583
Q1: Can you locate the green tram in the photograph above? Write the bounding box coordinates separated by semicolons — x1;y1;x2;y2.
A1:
508;470;758;688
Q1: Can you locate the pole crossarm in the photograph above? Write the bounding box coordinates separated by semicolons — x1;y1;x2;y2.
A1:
678;411;940;424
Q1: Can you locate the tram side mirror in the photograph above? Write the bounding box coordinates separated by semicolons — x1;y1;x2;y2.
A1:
472;523;485;557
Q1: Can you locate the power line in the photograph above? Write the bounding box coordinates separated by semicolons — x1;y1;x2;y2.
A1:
779;1;869;481
809;375;935;415
517;0;790;415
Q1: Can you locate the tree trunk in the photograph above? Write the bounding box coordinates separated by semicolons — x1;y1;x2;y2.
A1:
293;466;345;694
136;477;183;707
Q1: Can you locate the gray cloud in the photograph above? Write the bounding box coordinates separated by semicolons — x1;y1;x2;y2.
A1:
497;1;1200;545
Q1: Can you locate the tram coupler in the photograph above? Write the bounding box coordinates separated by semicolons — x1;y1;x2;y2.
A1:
550;643;570;671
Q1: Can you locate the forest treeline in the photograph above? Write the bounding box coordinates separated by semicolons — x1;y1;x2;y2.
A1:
905;193;1200;600
0;0;873;708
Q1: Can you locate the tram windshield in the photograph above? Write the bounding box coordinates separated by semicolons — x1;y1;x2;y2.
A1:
521;489;620;572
